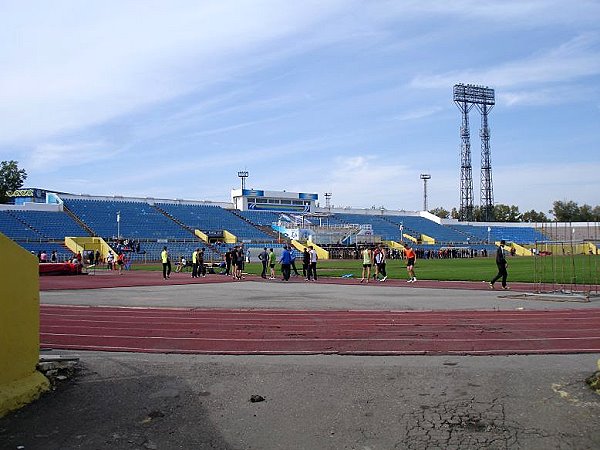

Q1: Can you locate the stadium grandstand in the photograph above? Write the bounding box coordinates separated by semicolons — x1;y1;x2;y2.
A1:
0;187;598;267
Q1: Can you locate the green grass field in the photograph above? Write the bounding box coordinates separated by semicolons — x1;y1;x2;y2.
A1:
132;255;600;285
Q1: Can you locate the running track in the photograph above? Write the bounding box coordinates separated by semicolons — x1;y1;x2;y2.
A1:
39;273;600;355
40;304;600;356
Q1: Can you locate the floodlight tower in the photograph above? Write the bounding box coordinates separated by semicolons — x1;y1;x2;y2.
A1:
476;91;495;222
420;174;431;211
324;192;332;210
453;83;496;222
453;84;475;221
237;170;249;190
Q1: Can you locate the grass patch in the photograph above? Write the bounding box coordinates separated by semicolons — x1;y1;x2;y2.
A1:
128;255;600;285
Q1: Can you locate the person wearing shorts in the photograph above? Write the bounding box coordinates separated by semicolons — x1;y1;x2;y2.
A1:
375;244;387;281
404;243;416;283
268;248;276;279
360;247;372;283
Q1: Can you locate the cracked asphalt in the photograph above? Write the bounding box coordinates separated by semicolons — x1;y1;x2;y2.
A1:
2;352;600;449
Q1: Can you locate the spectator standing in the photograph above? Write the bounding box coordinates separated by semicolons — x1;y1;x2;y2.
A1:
224;248;232;276
268;248;276;279
235;247;244;280
199;249;206;277
302;248;310;280
50;250;58;263
279;245;292;281
94;250;100;266
290;247;300;277
161;246;171;280
360;247;372;283
191;248;199;278
258;247;268;279
308;246;318;281
490;240;509;290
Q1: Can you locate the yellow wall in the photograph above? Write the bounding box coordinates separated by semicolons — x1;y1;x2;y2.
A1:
384;240;404;250
223;230;237;244
65;236;112;261
507;242;531;256
0;233;50;417
194;229;208;242
291;240;330;260
402;233;417;243
420;233;435;244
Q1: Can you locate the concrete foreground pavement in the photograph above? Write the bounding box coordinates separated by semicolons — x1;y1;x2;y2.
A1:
1;352;600;449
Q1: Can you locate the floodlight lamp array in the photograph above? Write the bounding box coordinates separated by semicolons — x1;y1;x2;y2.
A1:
453;83;495;105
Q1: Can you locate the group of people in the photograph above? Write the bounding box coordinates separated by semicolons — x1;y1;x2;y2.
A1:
358;243;417;283
256;245;319;281
158;240;511;289
224;246;247;280
36;250;58;263
105;250;126;274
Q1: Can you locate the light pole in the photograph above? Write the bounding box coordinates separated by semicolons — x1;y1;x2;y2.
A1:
324;192;332;211
420;174;431;211
237;171;249;190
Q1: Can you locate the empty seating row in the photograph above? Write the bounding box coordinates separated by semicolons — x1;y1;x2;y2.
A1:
9;210;90;239
384;216;470;244
451;224;547;244
156;203;274;242
334;214;402;241
64;199;192;239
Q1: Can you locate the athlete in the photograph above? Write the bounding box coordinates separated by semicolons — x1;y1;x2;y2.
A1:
360;246;372;283
375;244;387;281
404;243;416;283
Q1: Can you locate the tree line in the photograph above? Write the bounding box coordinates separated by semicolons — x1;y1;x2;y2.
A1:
430;201;600;223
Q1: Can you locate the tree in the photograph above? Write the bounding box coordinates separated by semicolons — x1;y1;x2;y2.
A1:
0;160;27;204
429;207;450;219
579;204;594;222
550;200;579;222
521;209;549;223
493;204;521;222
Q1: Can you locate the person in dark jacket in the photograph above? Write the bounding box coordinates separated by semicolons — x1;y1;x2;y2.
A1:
258;247;268;279
490;240;509;289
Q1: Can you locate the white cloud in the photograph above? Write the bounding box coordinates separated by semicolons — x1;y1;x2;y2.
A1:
0;1;348;144
25;141;117;171
410;34;600;90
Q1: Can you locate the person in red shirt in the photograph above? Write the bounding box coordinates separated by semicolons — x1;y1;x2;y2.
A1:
404;243;417;283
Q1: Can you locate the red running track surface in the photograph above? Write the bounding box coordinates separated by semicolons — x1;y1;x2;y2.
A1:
40;305;600;356
39;270;538;292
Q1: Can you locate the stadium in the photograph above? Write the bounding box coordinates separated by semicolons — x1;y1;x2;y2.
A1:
2;185;598;264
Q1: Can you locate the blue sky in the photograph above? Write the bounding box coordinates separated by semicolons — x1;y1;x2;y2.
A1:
1;0;599;214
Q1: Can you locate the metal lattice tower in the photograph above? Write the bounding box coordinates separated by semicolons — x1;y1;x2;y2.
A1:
454;89;475;221
478;102;495;221
453;84;495;222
